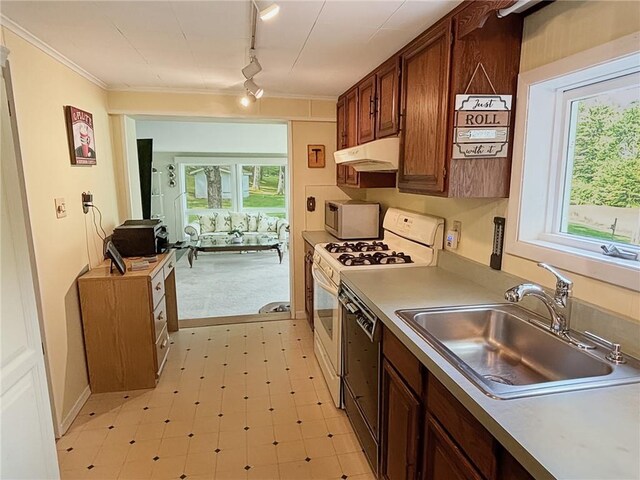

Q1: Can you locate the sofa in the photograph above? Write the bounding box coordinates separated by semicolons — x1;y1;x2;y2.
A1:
185;211;289;243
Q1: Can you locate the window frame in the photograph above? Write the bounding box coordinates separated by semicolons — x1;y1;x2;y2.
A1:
506;33;640;291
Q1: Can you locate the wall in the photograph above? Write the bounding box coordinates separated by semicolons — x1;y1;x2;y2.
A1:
2;29;121;432
366;1;640;322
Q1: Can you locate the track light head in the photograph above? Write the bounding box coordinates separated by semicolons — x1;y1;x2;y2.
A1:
240;92;257;107
242;56;262;80
259;3;280;21
244;79;264;99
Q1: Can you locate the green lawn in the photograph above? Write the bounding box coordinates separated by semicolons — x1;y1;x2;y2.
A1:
567;223;632;244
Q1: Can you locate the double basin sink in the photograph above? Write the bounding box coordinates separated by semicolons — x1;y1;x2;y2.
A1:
396;304;640;399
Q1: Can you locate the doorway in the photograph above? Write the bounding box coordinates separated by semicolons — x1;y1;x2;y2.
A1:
126;118;292;323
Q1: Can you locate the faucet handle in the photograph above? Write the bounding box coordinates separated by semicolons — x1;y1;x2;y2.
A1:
537;263;573;292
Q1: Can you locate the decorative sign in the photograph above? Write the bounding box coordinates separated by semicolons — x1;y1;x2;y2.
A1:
307;144;325;168
65;106;96;165
453;94;512;159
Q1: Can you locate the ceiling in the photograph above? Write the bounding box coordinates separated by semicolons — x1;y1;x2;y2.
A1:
0;0;460;97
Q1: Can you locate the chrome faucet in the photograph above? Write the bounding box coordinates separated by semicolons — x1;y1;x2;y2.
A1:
504;263;573;335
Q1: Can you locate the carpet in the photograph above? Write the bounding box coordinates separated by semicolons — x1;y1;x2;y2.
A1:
174;248;290;319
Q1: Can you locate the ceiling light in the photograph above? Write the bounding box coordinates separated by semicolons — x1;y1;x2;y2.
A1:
259;3;280;21
242;57;262;80
240;92;256;107
244;79;264;99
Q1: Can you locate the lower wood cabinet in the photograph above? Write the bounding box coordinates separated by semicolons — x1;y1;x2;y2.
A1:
381;359;422;480
423;416;483;480
303;240;314;331
380;326;534;480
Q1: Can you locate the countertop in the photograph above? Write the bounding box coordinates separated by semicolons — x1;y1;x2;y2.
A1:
342;266;640;480
302;230;339;247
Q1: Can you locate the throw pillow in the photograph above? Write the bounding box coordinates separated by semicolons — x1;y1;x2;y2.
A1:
247;213;259;232
198;213;218;234
231;212;249;232
215;211;232;232
257;213;278;233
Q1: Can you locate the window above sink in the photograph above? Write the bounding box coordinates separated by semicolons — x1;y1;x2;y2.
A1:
506;33;640;291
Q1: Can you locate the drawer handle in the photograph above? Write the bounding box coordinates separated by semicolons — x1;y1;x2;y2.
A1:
157;312;164;321
155;282;162;291
160;338;168;349
168;262;173;269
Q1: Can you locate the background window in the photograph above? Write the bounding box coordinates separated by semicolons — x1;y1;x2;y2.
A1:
185;164;233;210
241;165;287;218
560;76;640;247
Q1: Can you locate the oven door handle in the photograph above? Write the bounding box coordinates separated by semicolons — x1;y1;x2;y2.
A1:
312;264;339;296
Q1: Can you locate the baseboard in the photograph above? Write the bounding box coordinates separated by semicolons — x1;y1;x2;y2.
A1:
180;312;291;327
58;384;91;437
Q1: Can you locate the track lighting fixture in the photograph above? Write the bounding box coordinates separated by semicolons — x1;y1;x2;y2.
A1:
242;56;262;80
244;79;264;99
258;3;280;21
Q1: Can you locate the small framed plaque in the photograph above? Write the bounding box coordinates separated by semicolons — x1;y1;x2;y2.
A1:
307;145;325;168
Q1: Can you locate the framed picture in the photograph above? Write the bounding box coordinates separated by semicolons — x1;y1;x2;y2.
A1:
65;106;96;165
307;144;325;168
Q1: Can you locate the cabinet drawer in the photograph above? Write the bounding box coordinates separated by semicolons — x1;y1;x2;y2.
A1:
163;251;176;280
383;327;423;395
153;296;167;343
427;373;496;479
151;269;165;308
155;324;170;375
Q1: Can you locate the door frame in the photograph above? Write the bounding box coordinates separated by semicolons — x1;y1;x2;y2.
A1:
115;115;296;319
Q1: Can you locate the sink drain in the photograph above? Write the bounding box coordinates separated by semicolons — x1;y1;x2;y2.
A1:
483;374;514;386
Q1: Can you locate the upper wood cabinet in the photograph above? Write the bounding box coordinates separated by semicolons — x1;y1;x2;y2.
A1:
358;74;377;144
398;21;452;195
336;95;347;150
335;0;523;198
376;57;401;138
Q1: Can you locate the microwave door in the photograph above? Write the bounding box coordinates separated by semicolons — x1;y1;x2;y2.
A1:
325;202;339;235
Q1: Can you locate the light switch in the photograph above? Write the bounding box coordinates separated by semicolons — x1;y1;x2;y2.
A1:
54;197;67;218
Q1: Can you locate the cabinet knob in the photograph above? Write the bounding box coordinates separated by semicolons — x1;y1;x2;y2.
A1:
168;262;173;269
157;312;164;321
155;282;162;291
160;338;168;349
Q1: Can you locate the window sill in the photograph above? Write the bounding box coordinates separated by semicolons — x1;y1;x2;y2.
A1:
506;238;640;292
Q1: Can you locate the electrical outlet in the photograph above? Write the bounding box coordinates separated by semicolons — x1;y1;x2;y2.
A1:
54;197;67;218
453;220;462;237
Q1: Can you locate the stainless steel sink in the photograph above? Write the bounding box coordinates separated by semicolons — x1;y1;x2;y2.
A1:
396;304;640;399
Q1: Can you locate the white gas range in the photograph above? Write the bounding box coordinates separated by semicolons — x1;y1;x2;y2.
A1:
311;208;444;407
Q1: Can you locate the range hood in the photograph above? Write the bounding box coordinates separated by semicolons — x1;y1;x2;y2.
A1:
334;137;399;172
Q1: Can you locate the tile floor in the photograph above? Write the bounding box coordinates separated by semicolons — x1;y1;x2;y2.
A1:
56;320;374;480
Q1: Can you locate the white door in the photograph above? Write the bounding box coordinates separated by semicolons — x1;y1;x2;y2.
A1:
0;51;60;479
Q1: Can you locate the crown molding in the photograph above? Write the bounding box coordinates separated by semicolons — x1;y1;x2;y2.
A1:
107;85;338;102
0;15;108;89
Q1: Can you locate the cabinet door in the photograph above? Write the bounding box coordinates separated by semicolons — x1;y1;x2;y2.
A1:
337;96;347;150
358;74;376;144
399;21;452;195
381;360;421;480
376;57;401;138
423;416;483;480
303;241;314;330
345;88;359;147
345;166;358;186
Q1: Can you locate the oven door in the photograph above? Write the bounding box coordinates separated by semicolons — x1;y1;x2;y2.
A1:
312;264;340;371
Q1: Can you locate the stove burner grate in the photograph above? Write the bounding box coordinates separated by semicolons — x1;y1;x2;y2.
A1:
337;251;413;266
325;241;389;253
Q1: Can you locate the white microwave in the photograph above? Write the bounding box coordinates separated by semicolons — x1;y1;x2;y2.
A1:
324;200;380;240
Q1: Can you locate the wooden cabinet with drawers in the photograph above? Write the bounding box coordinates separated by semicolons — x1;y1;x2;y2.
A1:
78;251;179;393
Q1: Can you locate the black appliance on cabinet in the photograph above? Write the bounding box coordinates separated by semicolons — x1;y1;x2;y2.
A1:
111;219;168;257
339;283;381;475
